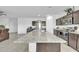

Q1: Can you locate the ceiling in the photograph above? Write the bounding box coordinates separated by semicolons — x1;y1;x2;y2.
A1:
0;6;73;18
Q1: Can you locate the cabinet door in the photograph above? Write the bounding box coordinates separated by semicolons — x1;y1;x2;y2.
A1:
61;14;72;25
65;14;72;25
77;37;79;51
56;19;62;25
73;12;79;24
68;33;77;50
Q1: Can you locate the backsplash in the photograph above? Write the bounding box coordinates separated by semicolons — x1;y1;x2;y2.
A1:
56;24;79;29
55;24;79;32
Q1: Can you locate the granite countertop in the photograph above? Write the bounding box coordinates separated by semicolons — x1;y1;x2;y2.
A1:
15;31;66;43
69;31;79;35
55;29;79;34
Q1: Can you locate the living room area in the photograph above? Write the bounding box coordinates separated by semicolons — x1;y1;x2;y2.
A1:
0;15;27;52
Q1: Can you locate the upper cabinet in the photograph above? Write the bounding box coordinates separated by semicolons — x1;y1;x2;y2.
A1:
32;20;46;26
56;10;79;25
73;11;79;24
62;14;73;25
56;18;62;25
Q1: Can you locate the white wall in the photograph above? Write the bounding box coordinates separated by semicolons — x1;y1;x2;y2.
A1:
74;6;79;11
0;16;18;33
46;15;53;33
18;17;45;34
0;16;9;28
9;17;18;33
18;17;32;34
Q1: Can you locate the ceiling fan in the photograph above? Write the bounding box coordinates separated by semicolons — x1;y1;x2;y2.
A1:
0;11;6;16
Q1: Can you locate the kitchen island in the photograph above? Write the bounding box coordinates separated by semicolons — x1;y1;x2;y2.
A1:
15;31;67;52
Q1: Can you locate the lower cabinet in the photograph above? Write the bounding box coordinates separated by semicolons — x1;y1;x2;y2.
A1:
77;37;79;51
68;33;77;50
68;33;79;51
54;29;69;41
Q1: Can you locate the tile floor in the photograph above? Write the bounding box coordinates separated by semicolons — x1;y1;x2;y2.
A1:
0;33;28;52
0;33;77;52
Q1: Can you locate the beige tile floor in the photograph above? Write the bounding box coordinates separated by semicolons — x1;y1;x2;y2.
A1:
0;33;28;52
61;43;77;52
0;33;77;52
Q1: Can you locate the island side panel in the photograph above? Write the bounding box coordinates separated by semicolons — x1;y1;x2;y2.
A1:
28;43;36;52
36;43;61;52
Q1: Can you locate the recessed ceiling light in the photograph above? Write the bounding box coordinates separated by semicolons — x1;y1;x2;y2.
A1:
37;14;41;17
